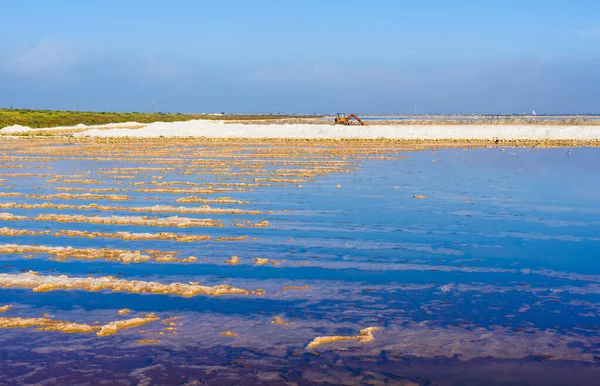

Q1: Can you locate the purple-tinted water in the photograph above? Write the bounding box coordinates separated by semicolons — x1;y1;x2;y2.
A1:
0;143;599;385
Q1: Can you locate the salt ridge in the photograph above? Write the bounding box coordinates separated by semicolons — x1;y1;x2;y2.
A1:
1;122;142;133
70;119;600;140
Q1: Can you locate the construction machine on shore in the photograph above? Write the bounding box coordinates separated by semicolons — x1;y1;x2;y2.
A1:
334;113;365;126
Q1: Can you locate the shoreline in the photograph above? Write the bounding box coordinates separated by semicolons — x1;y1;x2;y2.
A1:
2;119;600;147
1;135;599;148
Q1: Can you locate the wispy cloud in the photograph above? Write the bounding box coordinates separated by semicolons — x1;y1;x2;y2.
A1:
0;39;81;80
573;28;600;41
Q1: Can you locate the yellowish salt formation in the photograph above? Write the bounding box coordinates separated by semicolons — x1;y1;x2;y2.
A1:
412;195;427;199
0;202;261;215
219;330;238;337
203;182;270;188
272;316;290;326
225;256;240;265
29;319;97;333
161;316;181;324
0;228;51;237
0;192;20;197
28;193;129;201
215;236;248;242
306;327;379;349
33;214;223;228
0;272;263;297
175;196;249;204
154;254;198;263
274;168;348;177
253;178;309;183
0;313;159;336
0;173;55;177
281;285;310;291
133;187;237;194
0;305;12;313
149;181;204;187
54;229;212;242
0;244;197;264
253;258;280;266
117;309;131;315
57;179;104;184
0;212;28;221
54;187;122;193
97;314;159;336
233;220;269;228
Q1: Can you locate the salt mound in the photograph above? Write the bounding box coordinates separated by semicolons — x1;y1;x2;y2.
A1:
73;119;600;140
1;121;143;134
64;121;142;131
91;121;142;129
1;125;32;133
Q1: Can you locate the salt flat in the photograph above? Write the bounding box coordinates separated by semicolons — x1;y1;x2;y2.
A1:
0;121;142;133
3;119;600;141
69;119;600;140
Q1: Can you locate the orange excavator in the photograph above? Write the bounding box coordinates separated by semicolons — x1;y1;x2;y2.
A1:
334;113;365;126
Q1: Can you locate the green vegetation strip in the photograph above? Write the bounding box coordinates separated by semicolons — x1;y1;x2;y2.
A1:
0;109;314;129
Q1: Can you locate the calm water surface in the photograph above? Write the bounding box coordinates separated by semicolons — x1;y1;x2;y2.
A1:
0;142;599;385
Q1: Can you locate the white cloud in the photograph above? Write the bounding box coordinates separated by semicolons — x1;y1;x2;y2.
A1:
1;39;80;78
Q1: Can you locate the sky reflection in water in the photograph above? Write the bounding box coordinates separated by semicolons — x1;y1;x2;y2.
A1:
0;143;599;385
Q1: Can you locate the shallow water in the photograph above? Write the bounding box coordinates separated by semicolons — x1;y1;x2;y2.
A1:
0;141;599;385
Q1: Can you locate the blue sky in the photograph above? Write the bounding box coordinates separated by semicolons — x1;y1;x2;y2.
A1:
1;0;599;114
